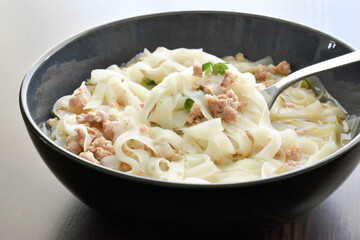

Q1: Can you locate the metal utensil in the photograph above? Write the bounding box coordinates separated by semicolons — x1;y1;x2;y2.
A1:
262;50;360;108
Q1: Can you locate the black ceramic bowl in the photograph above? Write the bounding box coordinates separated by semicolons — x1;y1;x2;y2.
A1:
20;11;360;227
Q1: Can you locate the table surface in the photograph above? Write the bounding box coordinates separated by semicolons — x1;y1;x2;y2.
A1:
2;0;360;239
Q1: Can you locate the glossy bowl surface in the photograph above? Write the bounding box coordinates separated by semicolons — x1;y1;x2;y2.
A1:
20;11;360;226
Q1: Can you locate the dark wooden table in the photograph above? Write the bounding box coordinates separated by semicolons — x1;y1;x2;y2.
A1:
2;1;360;239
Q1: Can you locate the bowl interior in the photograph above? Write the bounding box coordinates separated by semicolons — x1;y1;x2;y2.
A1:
22;11;360;176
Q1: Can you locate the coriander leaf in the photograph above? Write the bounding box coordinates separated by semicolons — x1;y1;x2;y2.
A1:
184;98;194;111
202;62;213;71
204;67;212;76
212;62;228;75
202;62;213;76
143;78;157;90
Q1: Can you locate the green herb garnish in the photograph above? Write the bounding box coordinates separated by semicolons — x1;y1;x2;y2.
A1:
143;78;157;90
184;98;194;111
202;62;213;76
201;62;228;76
212;63;228;75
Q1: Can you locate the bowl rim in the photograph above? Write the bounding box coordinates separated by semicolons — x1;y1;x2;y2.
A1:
19;10;360;188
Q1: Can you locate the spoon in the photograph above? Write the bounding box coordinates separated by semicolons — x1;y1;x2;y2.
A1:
261;50;360;108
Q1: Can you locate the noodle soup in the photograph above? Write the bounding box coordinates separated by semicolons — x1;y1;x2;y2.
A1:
46;47;357;183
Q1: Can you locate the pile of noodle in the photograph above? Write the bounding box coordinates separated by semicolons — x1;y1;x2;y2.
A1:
48;47;355;183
